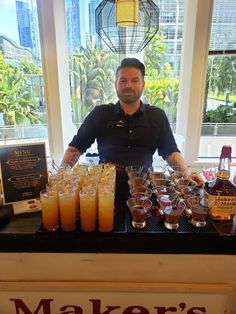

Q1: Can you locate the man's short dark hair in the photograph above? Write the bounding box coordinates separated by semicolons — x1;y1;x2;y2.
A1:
116;58;145;77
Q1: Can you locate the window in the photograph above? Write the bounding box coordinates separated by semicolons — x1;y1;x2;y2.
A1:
2;0;234;169
0;0;48;154
65;0;184;130
199;0;236;159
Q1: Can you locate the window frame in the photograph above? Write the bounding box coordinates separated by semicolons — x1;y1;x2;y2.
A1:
177;0;217;171
37;0;76;166
37;0;235;170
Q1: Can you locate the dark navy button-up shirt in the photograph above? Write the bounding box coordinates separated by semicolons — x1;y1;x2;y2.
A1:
69;101;179;169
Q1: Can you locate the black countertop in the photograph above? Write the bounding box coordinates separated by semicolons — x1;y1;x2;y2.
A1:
0;195;236;254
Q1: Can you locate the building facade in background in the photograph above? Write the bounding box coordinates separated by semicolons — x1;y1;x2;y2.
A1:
1;0;234;75
157;0;184;76
0;35;33;65
89;0;102;47
210;0;236;52
65;0;90;53
65;0;81;54
15;0;40;63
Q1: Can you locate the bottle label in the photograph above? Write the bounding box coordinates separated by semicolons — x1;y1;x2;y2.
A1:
205;190;236;215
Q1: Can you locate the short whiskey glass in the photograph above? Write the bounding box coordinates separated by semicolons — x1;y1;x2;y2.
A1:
157;194;178;215
130;186;153;199
187;195;208;228
163;200;186;230
126;197;152;229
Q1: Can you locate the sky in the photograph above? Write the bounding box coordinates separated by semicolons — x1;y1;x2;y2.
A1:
0;0;19;43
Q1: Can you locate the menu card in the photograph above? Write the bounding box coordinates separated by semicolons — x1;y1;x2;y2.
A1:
0;143;48;214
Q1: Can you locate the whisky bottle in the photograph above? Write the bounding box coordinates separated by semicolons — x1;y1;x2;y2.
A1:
205;145;236;221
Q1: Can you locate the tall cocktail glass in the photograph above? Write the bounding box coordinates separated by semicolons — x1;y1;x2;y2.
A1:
58;187;77;232
40;189;59;231
98;185;115;232
79;188;97;232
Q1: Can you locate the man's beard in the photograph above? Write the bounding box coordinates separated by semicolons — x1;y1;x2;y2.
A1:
116;88;142;105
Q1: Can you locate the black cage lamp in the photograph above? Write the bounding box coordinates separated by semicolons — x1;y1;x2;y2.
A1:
95;0;160;54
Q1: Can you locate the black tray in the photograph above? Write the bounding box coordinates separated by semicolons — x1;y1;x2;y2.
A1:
37;196;217;235
127;208;217;234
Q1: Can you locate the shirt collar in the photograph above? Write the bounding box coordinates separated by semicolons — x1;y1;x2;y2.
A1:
114;100;146;116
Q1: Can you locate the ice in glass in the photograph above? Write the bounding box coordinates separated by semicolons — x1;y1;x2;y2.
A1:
40;190;59;231
59;187;77;231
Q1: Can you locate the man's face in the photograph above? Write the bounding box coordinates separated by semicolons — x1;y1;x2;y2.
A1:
115;67;145;105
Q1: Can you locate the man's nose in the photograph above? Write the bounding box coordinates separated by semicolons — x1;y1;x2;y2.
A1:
124;80;132;87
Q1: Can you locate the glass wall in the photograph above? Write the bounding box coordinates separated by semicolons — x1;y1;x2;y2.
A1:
65;0;184;129
1;0;235;165
199;0;236;158
0;0;48;151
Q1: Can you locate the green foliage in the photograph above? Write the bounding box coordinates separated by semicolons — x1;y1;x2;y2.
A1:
0;52;40;126
143;35;179;122
144;34;169;78
144;76;178;123
69;35;179;124
207;55;236;96
69;42;118;123
208;92;236;103
204;104;236;123
38;112;47;124
20;59;42;74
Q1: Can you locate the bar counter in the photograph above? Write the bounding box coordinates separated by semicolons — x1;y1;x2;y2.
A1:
0;198;236;314
0;196;236;253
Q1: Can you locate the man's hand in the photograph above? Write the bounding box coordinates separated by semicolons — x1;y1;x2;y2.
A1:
61;146;81;168
166;152;203;187
184;170;204;187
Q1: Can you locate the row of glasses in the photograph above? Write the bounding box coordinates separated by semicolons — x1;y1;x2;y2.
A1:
40;163;116;232
149;165;209;230
41;164;89;232
125;166;153;229
126;165;189;230
41;181;75;232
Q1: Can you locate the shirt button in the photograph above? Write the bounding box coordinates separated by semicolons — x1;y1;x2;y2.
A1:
129;130;133;134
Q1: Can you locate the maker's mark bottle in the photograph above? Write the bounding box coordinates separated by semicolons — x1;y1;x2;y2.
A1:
204;145;236;221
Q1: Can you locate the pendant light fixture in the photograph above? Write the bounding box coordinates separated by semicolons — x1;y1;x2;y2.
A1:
95;0;159;54
116;0;139;27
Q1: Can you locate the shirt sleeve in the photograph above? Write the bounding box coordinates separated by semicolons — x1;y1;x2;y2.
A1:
69;107;98;154
155;109;180;159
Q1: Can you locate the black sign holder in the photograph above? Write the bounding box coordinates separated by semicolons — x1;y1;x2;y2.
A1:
0;143;48;214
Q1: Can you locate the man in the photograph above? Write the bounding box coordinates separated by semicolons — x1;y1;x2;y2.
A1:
61;58;203;193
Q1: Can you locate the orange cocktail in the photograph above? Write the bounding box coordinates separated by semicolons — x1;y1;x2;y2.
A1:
98;187;115;232
59;188;77;231
40;190;59;231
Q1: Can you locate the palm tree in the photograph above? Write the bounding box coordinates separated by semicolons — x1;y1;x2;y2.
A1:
144;34;169;79
69;42;118;123
0;53;39;125
143;35;179;123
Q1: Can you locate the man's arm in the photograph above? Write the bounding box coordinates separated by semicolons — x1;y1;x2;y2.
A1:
60;146;81;168
166;151;203;186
